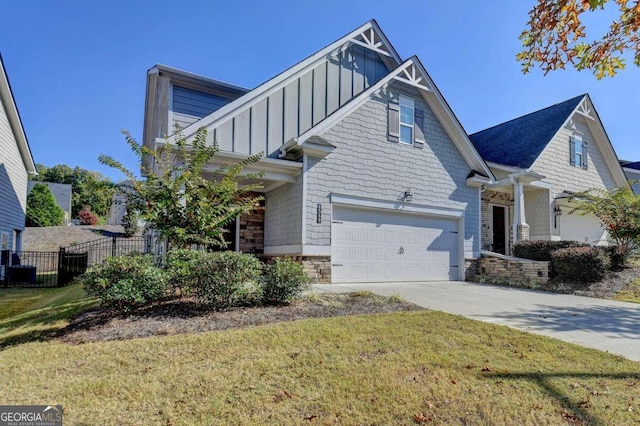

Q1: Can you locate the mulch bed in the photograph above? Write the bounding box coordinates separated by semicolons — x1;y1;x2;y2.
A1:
56;293;422;345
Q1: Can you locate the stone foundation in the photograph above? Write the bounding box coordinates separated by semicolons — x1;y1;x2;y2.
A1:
465;258;479;281
516;223;530;242
238;200;265;255
265;255;331;283
478;255;548;283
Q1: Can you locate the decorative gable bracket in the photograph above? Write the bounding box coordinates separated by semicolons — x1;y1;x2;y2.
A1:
392;62;431;92
330;26;396;60
575;97;595;121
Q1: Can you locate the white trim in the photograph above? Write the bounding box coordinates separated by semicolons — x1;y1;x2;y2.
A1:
263;244;331;256
168;82;174;133
0;56;36;174
301;154;308;243
330;193;465;218
295;57;494;180
173;21;402;142
486;161;525;173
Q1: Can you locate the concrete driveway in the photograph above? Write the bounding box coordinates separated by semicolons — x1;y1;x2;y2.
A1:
313;281;640;362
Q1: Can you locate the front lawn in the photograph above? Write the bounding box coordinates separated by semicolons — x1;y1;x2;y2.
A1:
1;306;639;424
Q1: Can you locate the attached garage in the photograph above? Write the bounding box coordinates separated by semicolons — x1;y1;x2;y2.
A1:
559;211;608;245
331;205;461;283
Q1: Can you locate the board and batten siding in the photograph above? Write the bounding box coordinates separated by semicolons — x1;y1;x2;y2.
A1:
205;44;389;156
171;86;236;131
305;82;481;258
0;93;29;250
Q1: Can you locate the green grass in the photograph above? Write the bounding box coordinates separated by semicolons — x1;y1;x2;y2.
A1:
1;301;639;424
0;283;98;349
614;279;640;303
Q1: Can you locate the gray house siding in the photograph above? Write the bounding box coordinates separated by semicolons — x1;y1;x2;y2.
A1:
0;94;28;251
171;86;236;131
206;45;389;157
305;82;480;257
264;172;303;247
625;169;640;194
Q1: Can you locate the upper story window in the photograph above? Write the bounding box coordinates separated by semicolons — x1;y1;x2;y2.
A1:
388;95;426;147
399;96;414;144
570;134;588;170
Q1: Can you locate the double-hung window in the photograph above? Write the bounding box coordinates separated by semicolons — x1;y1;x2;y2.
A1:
570;134;588;169
399;96;414;144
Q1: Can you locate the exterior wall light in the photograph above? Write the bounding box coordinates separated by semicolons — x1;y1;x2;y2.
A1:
402;189;413;202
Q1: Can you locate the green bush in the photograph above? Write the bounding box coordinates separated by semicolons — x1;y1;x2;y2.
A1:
80;254;168;312
191;251;263;307
551;247;607;284
165;248;209;295
26;183;65;227
598;245;627;271
513;240;589;261
260;258;310;305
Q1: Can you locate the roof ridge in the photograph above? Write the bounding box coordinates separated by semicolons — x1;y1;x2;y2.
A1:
470;94;586;136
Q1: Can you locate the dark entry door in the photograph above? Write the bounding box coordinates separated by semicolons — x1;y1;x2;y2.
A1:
492;206;506;254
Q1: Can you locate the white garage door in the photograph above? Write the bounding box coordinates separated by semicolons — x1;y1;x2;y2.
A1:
332;206;459;283
559;213;608;245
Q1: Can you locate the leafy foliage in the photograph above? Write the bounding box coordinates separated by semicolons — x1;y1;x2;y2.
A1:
121;207;139;237
260;258;310;305
518;0;640;78
26;183;65;227
513;240;589;262
31;164;115;218
77;206;99;225
80;254;168;312
165;248;209;295
190;251;263;307
99;128;264;249
551;246;608;283
569;185;640;265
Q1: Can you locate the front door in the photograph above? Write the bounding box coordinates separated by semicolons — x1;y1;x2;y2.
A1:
492;205;506;254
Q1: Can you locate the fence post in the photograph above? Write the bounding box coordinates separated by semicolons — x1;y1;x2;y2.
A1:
57;247;65;287
1;249;8;288
112;236;117;258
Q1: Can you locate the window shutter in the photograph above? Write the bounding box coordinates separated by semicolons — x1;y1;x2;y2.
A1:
414;108;425;145
569;136;576;166
581;141;588;169
388;100;399;142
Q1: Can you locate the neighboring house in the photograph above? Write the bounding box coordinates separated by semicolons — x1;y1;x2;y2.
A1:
142;20;494;283
469;94;628;254
27;181;72;225
620;160;640;194
0;54;36;253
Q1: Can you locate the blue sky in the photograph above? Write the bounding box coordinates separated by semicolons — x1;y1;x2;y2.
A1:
1;1;637;181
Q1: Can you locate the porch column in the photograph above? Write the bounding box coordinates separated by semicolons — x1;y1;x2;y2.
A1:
512;181;529;244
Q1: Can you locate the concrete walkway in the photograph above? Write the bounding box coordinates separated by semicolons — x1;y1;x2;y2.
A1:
313;281;640;362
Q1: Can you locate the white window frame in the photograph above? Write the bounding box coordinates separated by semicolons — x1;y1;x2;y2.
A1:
573;134;583;167
399;95;414;145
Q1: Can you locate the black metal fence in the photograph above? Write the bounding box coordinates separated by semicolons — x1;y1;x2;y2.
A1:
1;236;148;288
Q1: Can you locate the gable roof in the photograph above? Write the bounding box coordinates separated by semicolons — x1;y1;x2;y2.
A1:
293;56;494;179
171;19;402;143
621;160;640;171
469;95;585;169
0;53;36;174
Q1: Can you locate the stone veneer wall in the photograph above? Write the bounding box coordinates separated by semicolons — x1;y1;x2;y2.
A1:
238;200;265;255
265;255;331;283
477;256;548;283
481;190;513;252
465;259;479;281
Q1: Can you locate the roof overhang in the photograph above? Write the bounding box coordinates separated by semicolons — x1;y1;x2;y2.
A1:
0;54;36;175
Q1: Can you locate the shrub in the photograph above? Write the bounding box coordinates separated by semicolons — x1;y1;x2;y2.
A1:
78;206;99;225
191;251;263;307
26;183;65;227
513;240;589;261
80;254;168;312
551;246;607;284
122;208;139;237
260;258;310;305
598;245;627;271
165;248;209;295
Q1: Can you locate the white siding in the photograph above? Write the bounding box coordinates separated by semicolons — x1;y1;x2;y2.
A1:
0;94;28;247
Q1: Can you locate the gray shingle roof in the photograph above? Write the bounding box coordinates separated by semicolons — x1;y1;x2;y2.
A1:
469;95;585;168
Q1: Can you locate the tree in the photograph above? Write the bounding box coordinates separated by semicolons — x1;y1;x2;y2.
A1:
32;163;115;218
518;0;640;79
26;183;65;227
98;128;264;249
78;206;99;225
121;207;139;237
569;184;640;265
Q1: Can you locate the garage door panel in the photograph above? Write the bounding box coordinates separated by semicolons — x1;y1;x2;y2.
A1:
559;213;608;245
332;206;459;283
